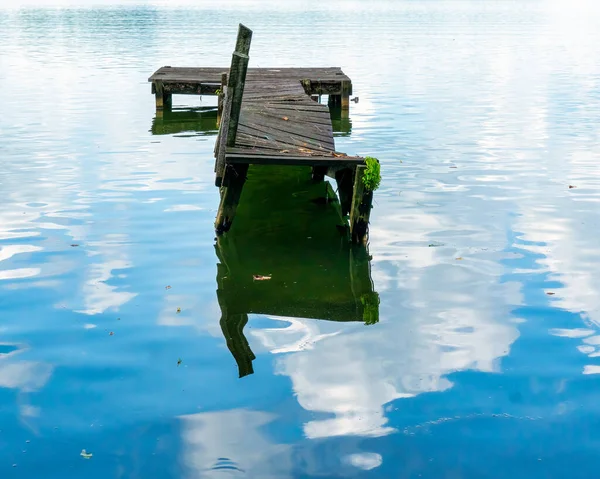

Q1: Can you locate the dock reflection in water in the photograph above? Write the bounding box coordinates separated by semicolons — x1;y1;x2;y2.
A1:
214;164;379;378
150;106;219;137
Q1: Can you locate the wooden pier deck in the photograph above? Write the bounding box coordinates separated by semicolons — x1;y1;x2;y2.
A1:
149;25;376;243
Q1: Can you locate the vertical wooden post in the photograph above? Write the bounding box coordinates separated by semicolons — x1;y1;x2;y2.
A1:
215;164;249;234
335;168;355;216
215;24;252;189
217;72;228;126
214;91;232;186
350;165;374;244
341;80;351;111
226;51;249;147
154;81;165;110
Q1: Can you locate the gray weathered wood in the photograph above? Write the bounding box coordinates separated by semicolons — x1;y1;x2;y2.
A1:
226;152;364;167
350;165;374;244
215;89;233;186
215;164;249;234
217;72;228;126
235;24;253;55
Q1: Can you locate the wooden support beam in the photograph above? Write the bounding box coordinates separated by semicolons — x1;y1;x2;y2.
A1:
350;165;374;244
341;80;351;111
226;24;252;147
226;51;249;147
215;164;249;234
215;24;253;187
335;168;355;216
217;72;227;126
154;80;170;110
214;90;232;186
225;152;364;168
235;23;253;55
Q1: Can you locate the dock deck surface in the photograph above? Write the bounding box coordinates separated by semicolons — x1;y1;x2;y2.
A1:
149;66;361;165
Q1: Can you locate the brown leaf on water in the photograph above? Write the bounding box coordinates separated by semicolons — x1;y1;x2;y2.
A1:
547;292;555;296
456;257;463;260
253;275;272;281
569;185;577;189
176;307;181;313
282;116;289;121
165;285;171;290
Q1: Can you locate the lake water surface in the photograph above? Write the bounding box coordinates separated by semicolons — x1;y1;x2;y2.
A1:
2;1;600;477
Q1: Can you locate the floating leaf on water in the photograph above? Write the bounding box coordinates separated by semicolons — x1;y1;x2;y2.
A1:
176;307;181;313
569;185;577;189
253;275;272;281
177;358;182;366
71;244;79;247
165;285;171;290
547;292;555;296
109;331;114;336
80;449;93;459
456;257;463;260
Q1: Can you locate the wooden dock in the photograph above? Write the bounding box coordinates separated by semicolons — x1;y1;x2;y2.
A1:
149;24;377;243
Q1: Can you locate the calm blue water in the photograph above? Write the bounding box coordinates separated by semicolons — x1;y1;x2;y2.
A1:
2;1;600;477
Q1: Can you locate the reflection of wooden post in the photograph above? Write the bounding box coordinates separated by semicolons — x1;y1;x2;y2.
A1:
350;165;374;244
220;313;255;378
350;246;379;325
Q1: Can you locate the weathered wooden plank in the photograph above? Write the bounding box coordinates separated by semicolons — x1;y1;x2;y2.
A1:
226;51;249;147
215;87;233;186
350;165;374;244
239;113;335;146
234;132;332;155
235;24;253;55
244;108;333;127
237;124;334;151
149;67;351;86
215;164;249;234
225;153;365;167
